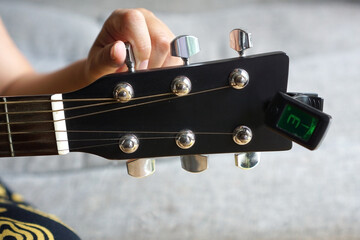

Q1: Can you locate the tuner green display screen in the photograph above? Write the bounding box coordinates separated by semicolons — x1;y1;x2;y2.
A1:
277;104;319;142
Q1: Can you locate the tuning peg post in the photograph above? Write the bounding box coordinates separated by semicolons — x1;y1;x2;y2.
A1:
229;29;253;57
171;35;200;65
125;42;135;72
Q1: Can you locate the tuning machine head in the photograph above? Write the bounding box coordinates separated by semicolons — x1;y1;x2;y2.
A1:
235;152;260;169
230;29;253;57
181;155;208;173
171;35;200;65
125;42;135;72
126;158;155;178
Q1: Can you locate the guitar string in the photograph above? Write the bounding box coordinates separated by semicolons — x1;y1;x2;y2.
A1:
0;142;117;154
0;129;231;135
0;131;232;147
0;85;230;126
0;92;174;115
0;101;119;114
0;130;233;152
0;100;118;115
0;98;113;105
0;138;166;152
0;86;233;152
0;92;173;105
0;137;169;153
0;132;233;153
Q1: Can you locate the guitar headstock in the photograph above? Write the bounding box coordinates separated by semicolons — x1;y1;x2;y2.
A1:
61;29;330;177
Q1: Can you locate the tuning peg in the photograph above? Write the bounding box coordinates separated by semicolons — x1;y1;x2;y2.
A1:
234;152;260;169
125;42;135;72
229;29;253;57
171;35;200;65
181;155;208;173
126;158;155;178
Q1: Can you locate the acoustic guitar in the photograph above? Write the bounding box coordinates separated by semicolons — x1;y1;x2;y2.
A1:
0;29;331;177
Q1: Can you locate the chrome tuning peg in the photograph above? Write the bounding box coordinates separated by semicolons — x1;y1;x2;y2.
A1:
126;158;155;178
171;35;200;65
234;152;260;169
125;42;135;72
229;29;253;57
180;155;208;173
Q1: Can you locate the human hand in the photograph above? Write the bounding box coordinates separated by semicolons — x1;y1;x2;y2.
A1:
84;8;182;83
0;9;182;96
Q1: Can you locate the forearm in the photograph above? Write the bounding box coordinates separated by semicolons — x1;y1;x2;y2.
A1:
1;59;87;96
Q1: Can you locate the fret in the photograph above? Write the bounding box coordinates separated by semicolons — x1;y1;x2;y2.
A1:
0;117;10;156
2;98;15;156
0;95;59;157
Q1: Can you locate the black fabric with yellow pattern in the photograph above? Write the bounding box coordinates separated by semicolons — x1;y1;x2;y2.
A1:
0;179;81;240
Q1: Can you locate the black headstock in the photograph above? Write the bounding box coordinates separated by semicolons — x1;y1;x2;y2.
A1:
63;51;292;160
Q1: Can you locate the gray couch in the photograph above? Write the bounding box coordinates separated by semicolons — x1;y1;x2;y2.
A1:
1;0;360;239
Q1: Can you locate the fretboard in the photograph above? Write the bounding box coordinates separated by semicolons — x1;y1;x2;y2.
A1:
0;95;60;157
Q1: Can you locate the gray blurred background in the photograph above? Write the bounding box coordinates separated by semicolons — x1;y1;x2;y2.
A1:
1;0;360;239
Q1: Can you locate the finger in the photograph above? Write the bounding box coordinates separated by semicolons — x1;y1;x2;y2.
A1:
162;53;184;68
115;64;129;73
103;9;152;70
137;9;179;68
87;41;126;80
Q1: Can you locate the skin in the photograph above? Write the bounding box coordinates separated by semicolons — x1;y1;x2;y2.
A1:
0;8;182;96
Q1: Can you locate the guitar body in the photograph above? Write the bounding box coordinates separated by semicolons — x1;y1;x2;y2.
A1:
63;52;291;160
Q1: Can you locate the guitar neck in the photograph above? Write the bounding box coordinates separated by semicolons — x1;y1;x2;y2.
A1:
0;95;65;157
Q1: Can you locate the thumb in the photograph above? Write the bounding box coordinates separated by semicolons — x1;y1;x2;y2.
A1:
87;41;127;81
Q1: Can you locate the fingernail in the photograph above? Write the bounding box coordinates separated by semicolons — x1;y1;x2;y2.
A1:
111;43;118;61
138;60;149;70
